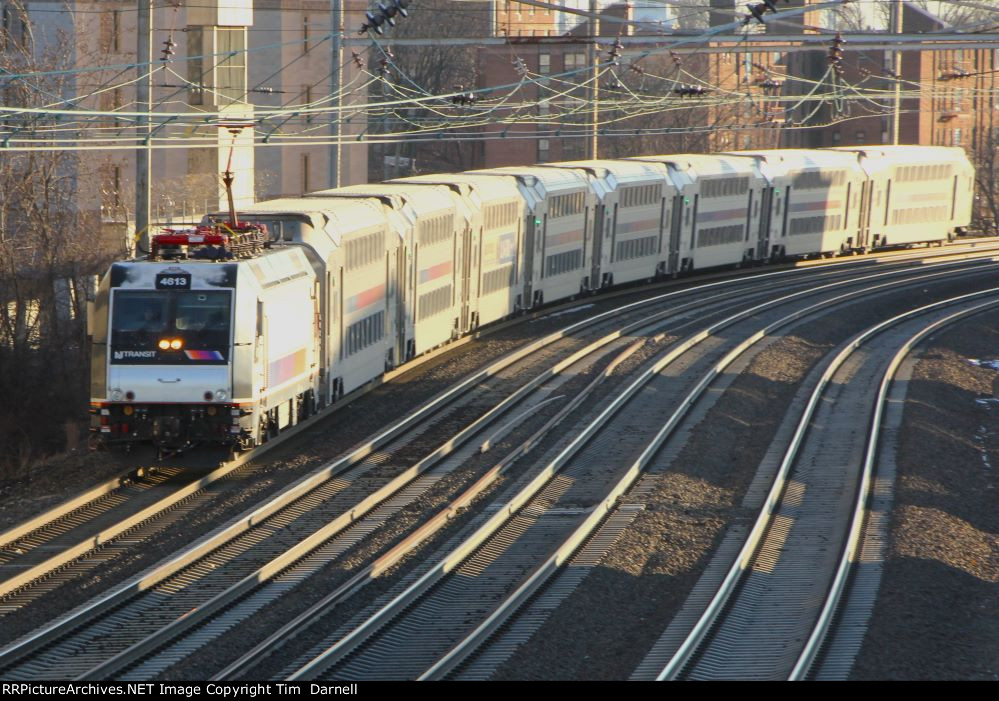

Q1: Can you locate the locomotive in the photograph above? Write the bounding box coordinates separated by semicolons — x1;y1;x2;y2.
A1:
88;145;974;450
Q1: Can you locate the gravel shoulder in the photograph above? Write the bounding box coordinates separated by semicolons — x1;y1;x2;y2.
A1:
493;277;996;680
851;310;999;681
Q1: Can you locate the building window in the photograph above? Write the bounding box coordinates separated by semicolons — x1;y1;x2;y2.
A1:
216;27;247;104
302;84;313;123
539;53;550;74
303;15;310;54
187;27;204;105
302;153;310;193
855;130;866;143
565;52;586;71
953;128;962;145
538;139;549;162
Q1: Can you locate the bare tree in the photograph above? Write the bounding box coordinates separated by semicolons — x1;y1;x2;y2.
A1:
0;1;114;475
365;0;488;178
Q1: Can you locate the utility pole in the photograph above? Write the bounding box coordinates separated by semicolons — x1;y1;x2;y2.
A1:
588;0;599;159
136;0;152;252
891;0;902;144
330;0;343;188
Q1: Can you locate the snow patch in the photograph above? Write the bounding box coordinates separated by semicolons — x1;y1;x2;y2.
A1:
967;358;999;371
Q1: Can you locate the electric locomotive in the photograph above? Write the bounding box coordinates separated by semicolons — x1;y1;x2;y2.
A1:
88;223;320;451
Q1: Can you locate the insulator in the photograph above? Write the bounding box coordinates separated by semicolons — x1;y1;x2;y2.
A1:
361;9;386;34
607;38;623;64
747;3;768;24
379;2;398;27
161;37;177;62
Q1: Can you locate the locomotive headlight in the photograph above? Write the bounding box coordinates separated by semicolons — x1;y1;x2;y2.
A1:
214;389;228;402
123;405;134;416
170;338;183;350
110;388;123;401
158;339;170;350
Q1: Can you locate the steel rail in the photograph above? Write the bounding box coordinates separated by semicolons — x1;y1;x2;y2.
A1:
415;264;999;679
77;319;671;679
1;239;992;565
1;245;944;606
210;337;646;681
788;295;999;680
4;256;820;675
287;259;999;681
656;285;999;681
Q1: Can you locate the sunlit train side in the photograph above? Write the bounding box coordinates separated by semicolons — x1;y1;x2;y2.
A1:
473;165;596;305
90;145;975;451
729;149;868;257
829;145;973;248
631;153;772;270
392;173;527;328
538;159;675;288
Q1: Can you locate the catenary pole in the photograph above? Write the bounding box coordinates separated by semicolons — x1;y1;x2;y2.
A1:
136;0;152;252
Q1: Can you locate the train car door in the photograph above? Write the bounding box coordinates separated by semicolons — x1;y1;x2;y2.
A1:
385;250;396;368
857;180;872;250
395;245;406;363
409;244;418;358
460;225;472;332
668;194;683;274
609;203;619;268
589;203;604;291
757;187;773;260
779;186;792;242
522;214;535;308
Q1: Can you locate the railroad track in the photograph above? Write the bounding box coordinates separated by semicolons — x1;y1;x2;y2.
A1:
3;240;994;604
1;243;997;680
631;290;999;681
0;255;866;678
5;244;966;614
258;260;999;681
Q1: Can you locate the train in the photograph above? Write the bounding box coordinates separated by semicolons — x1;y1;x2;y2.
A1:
88;145;974;450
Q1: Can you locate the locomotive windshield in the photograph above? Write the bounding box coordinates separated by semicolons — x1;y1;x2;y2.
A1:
110;290;232;364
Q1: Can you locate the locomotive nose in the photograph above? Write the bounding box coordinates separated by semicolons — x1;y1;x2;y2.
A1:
109;364;232;403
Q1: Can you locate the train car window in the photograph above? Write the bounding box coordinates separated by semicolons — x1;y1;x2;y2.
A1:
697;225;742;247
111;290;231;362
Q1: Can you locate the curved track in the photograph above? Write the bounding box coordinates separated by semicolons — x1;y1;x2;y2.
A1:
2;243;999;680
